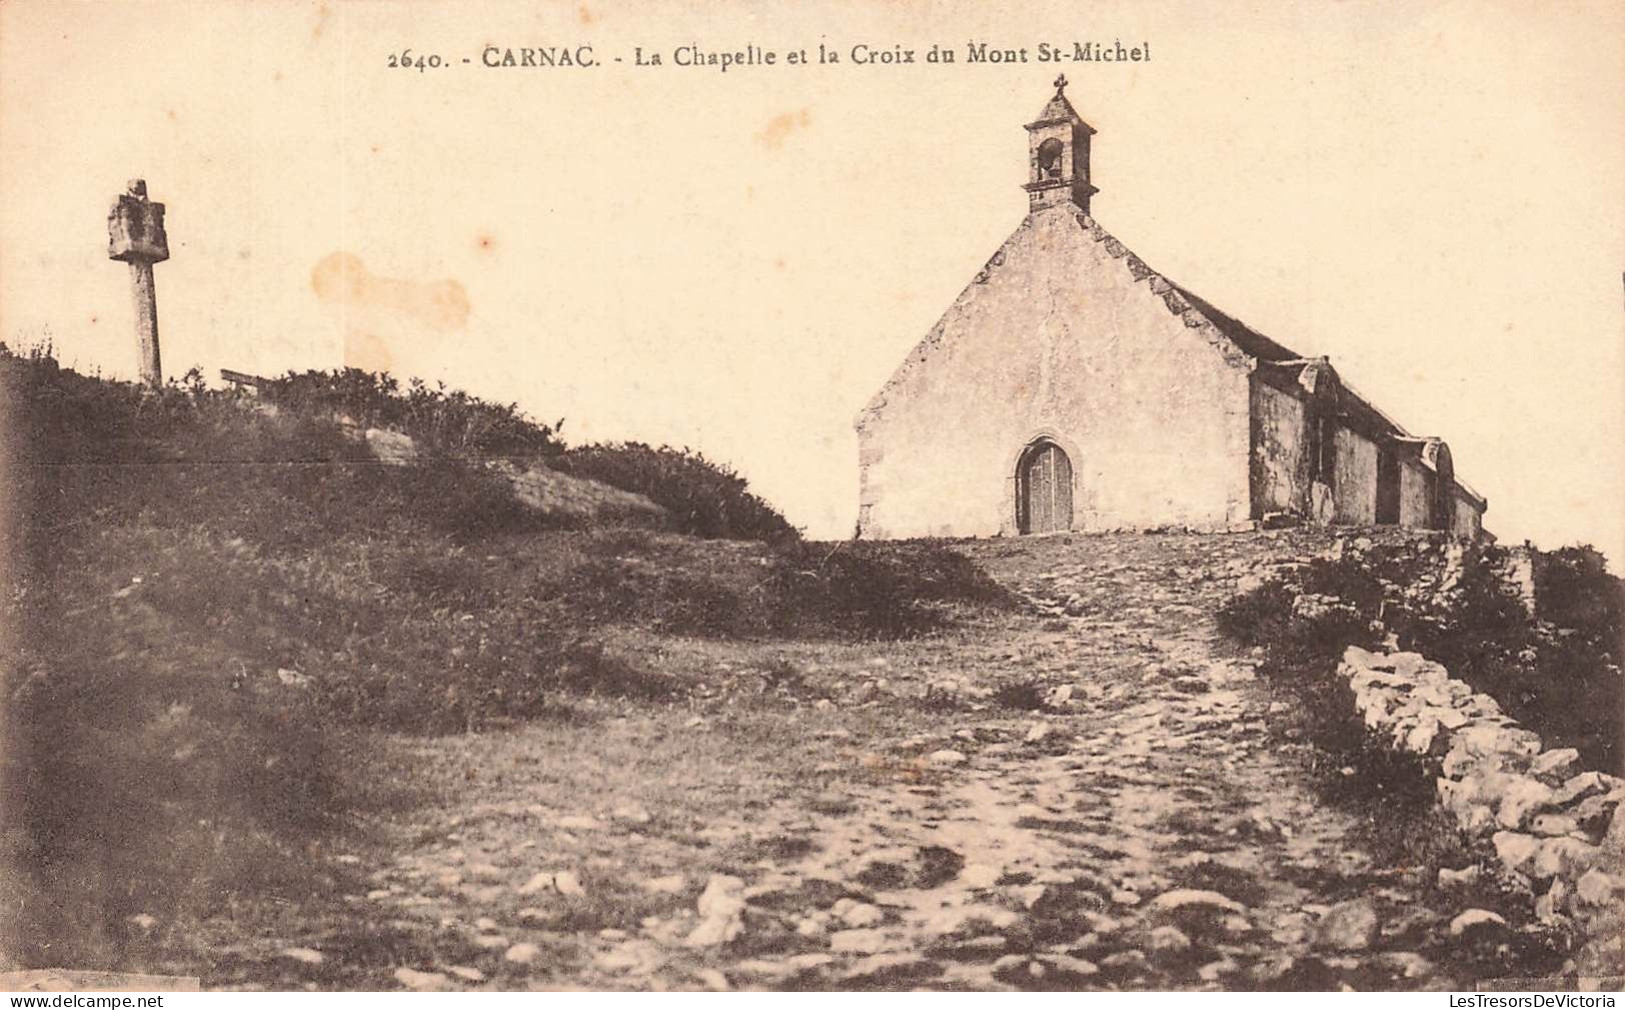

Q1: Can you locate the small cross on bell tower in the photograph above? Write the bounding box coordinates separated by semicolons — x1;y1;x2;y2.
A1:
1023;75;1098;214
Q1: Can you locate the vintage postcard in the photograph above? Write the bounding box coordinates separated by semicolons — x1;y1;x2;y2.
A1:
2;0;1622;995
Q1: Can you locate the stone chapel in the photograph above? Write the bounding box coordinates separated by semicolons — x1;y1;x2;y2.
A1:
854;78;1487;540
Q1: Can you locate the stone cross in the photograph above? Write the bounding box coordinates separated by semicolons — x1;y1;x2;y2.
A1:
107;179;170;387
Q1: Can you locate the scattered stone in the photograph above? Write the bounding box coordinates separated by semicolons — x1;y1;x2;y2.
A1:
990;954;1030;975
1493;831;1540;874
1148;925;1192;957
928;750;967;767
278;947;324;965
685;874;746;947
1448;909;1508;938
1437;866;1481;890
1574;869;1619;908
1530;748;1581;783
1148;888;1246;916
1197;958;1237;982
1497;777;1555;829
1532;837;1599;880
394;968;453;991
1024;723;1053;745
126;914;157;931
1552;771;1608;808
1312;898;1379;952
829;929;891;954
503;943;542;965
1101;949;1149;971
922;905;1019;937
594;947;648;973
1040;953;1099;978
1535;879;1569;921
693;968;730;991
1573;792;1625;835
554;871;585;896
843;952;940;986
788;953;837;971
1531;813;1581;837
447;966;485;983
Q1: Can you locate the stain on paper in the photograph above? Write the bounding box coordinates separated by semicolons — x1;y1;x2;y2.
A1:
310;252;471;372
757;108;812;150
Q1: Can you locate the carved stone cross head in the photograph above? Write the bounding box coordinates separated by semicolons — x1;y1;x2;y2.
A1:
108;177;169;264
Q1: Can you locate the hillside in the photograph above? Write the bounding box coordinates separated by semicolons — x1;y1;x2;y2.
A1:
0;348;1014;975
2;347;1621;990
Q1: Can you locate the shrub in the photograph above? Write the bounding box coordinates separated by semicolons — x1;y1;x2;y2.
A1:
763;539;1017;640
544;534;1016;642
991;679;1047;711
1221;535;1623;773
556;442;797;542
257;368;562;460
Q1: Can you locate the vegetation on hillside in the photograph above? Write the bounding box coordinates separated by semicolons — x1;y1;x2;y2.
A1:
1219;533;1624;775
556;443;797;543
0;346;1014;970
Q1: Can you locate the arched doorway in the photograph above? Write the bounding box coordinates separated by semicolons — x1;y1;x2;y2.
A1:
1016;439;1074;534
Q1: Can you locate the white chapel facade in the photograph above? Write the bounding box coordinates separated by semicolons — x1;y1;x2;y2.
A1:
854;79;1487;540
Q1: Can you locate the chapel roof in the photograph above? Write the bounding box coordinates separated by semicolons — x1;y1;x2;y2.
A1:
1156;243;1485;506
1029;76;1096;132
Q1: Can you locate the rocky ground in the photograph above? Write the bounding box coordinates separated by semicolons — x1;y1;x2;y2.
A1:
187;532;1562;990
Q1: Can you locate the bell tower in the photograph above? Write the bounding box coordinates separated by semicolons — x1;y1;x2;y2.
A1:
1023;75;1097;214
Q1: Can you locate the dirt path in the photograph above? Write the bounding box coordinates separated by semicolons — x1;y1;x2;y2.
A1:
745;534;1452;990
228;532;1496;990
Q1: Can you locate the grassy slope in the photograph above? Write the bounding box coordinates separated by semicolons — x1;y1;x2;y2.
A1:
0;351;1013;974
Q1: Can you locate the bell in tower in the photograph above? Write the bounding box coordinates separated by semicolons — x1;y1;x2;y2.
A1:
1023;75;1098;214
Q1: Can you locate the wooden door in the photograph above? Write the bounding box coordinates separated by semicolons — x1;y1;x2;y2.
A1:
1019;442;1073;534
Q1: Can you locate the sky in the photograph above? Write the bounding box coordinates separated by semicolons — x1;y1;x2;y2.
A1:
2;0;1622;558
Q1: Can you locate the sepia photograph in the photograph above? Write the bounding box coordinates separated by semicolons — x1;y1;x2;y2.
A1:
1;0;1622;996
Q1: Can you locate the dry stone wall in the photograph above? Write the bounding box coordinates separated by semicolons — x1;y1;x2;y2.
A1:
1339;645;1625;977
